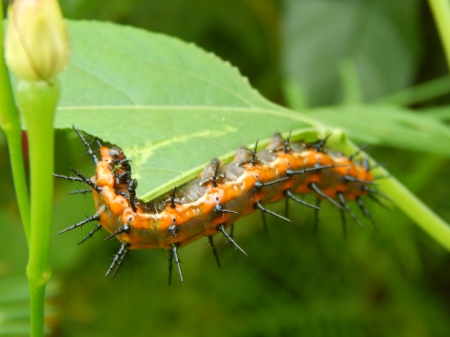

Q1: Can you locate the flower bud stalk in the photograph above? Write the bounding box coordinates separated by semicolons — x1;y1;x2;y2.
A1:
3;1;70;336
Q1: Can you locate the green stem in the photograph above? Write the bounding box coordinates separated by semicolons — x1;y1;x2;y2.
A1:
16;79;59;337
377;174;450;251
331;133;450;252
0;2;31;243
428;0;450;70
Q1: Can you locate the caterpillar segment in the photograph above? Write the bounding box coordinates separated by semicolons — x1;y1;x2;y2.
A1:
57;127;383;284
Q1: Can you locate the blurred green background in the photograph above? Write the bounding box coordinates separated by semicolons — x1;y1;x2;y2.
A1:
1;0;450;336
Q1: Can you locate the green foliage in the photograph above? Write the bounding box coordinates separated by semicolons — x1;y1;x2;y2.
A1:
281;0;422;106
1;0;450;336
309;106;450;155
53;21;450;254
55;21;450;200
54;21;320;201
0;276;58;336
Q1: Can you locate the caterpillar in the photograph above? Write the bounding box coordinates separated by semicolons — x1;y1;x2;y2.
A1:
56;126;387;284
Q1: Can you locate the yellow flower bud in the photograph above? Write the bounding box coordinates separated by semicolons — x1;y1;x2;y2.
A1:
4;0;70;81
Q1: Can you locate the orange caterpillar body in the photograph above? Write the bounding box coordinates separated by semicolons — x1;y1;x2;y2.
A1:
57;128;381;283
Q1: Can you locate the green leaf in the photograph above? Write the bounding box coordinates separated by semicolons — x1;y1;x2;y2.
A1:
374;76;450;106
54;21;450;253
421;105;450;120
55;21;322;200
309;106;450;156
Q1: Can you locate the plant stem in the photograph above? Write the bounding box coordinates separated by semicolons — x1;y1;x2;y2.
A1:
0;1;31;243
16;79;60;337
378;174;450;252
333;134;450;252
428;0;450;70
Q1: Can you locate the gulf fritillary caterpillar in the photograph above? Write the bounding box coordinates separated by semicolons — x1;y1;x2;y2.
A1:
56;126;387;284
